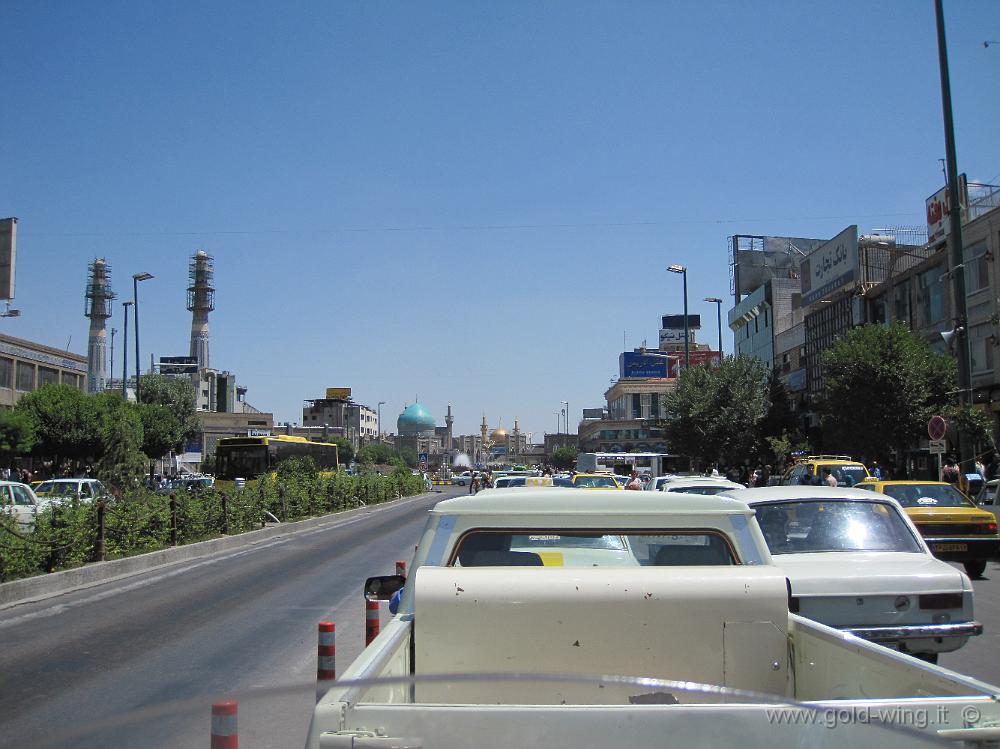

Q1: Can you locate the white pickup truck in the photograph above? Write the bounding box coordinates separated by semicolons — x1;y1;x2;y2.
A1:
307;489;1000;748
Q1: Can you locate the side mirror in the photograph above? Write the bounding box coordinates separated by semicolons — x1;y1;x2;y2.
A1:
365;574;406;600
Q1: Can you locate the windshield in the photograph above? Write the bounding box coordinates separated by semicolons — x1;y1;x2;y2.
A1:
818;465;869;486
34;481;77;496
881;483;976;508
215;446;268;481
573;475;619;489
754;500;922;554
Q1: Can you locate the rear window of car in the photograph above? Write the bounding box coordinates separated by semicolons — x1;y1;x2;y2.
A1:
754;500;922;554
880;484;975;508
664;485;735;495
573;475;619;488
450;530;737;567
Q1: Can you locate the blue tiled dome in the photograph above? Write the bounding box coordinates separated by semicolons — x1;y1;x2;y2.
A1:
397;403;435;435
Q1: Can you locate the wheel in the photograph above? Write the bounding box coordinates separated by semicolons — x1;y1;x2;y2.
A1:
964;560;987;579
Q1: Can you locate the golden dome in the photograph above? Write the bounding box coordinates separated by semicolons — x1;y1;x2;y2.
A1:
489;428;508;443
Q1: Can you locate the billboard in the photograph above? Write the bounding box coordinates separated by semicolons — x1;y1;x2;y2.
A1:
0;218;16;301
666;350;722;376
799;225;859;306
159;355;198;375
661;314;700;330
659;327;699;346
926;175;969;245
326;387;351;400
731;234;827;298
620;351;670;379
582;407;607;419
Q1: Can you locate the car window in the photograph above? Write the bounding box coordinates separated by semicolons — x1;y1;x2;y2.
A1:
81;483;93;498
665;485;733;495
881;484;975;508
754;500;922;554
450;530;735;566
573;475;618;488
11;486;34;506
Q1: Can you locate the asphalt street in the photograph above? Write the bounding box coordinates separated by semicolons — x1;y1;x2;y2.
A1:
0;488;459;749
1;485;998;748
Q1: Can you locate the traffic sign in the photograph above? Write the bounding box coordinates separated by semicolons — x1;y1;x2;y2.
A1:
419;461;428;471
928;415;947;441
928;439;947;455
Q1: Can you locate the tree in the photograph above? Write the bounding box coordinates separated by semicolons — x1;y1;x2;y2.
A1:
0;409;34;462
550;446;577;470
660;355;772;468
94;393;146;493
818;322;954;467
136;374;199;460
356;443;397;465
396;447;418;469
15;384;102;469
320;436;354;466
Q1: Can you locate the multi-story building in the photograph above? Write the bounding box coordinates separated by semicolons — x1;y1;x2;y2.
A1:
303;393;378;448
0;333;87;407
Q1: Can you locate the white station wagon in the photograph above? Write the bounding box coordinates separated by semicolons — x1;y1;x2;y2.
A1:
726;486;980;662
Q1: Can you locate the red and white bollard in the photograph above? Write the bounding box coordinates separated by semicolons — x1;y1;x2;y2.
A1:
210;701;238;749
395;560;407;577
317;621;336;701
365;598;381;646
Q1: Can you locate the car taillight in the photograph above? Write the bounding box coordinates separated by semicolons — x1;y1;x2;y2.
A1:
986;522;998;534
919;593;963;609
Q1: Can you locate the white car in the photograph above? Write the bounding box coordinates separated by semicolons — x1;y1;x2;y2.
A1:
654;477;747;495
0;481;42;530
34;478;112;507
729;486;980;662
451;472;472;486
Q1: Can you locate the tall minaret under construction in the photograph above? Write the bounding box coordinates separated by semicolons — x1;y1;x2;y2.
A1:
187;250;215;369
84;258;115;393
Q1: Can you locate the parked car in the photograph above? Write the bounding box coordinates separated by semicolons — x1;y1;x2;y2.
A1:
858;479;999;578
34;478;112;506
727;486;980;662
451;472;472;486
781;454;870;487
0;481;42;530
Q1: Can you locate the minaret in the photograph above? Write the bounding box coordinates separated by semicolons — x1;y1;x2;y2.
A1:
445;404;454;456
187;250;215;369
84;258;115;393
512;417;521;459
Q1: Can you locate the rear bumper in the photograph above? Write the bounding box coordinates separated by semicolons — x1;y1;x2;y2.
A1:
924;538;1000;560
845;620;982;642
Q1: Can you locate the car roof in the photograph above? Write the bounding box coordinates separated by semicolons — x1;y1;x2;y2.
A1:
433;487;755;517
39;478;85;484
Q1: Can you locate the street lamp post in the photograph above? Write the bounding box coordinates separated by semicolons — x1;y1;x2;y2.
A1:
934;0;973;473
121;301;133;397
132;272;154;400
109;327;117;387
668;265;689;370
704;297;723;356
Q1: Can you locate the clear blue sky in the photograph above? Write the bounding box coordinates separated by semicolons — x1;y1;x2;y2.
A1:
3;1;999;438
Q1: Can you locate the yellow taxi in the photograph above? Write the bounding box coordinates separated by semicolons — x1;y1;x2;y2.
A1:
859;480;999;578
571;473;623;489
781;455;870;487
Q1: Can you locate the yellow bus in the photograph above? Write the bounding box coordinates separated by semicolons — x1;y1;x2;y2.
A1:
215;435;339;488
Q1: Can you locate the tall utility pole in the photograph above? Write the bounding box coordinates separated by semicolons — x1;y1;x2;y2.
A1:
668;265;690;370
704;297;723;355
935;0;973;470
132;272;153;400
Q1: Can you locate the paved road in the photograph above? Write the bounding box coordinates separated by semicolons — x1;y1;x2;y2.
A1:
1;487;998;748
0;488;461;749
940;559;1000;682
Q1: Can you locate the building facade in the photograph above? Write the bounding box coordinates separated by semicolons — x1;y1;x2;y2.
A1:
0;333;87;408
303;396;379;447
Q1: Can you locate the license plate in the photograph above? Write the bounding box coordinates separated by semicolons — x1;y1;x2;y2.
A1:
933;543;967;552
